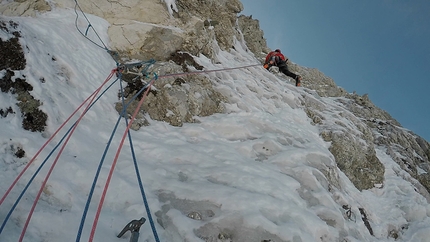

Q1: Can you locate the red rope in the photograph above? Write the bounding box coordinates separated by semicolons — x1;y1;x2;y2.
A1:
7;62;260;240
18;69;117;242
87;63;261;240
0;69;117;207
88;78;155;241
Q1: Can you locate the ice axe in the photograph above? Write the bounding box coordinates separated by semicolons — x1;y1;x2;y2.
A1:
117;217;146;242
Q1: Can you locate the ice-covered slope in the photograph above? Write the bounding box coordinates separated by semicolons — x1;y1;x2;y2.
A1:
1;8;430;242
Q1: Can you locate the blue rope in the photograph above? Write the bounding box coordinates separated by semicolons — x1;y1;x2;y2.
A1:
84;24;92;36
0;77;119;235
74;0;109;51
118;72;160;242
1;56;261;239
76;74;158;242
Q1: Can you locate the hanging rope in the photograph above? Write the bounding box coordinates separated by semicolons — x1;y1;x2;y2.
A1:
18;69;118;241
118;73;160;241
75;73;158;242
0;58;263;241
88;76;157;242
0;70;119;236
73;0;109;51
80;62;261;241
84;63;263;241
160;63;262;78
0;69;117;209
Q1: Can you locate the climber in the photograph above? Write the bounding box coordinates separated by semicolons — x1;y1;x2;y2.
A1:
264;49;302;87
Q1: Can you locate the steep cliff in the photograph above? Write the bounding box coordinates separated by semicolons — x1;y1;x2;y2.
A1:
1;1;430;241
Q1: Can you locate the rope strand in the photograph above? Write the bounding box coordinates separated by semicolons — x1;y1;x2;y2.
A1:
74;0;109;51
18;70;117;241
0;61;262;241
118;74;161;241
75;75;157;242
88;77;156;241
0;70;118;237
0;69;116;208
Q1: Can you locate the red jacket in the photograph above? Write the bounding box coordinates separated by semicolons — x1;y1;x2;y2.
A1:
265;51;287;64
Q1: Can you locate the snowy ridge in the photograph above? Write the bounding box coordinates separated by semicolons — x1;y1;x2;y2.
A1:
1;9;430;242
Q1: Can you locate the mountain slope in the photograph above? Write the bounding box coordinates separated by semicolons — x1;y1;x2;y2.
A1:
1;2;430;242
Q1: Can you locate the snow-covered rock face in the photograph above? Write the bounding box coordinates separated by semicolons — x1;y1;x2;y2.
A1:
0;0;244;61
1;1;430;242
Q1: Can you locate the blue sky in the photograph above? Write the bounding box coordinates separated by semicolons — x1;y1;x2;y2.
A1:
240;0;430;142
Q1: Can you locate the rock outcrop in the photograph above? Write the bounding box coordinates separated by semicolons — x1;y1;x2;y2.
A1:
0;20;48;132
237;15;271;61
